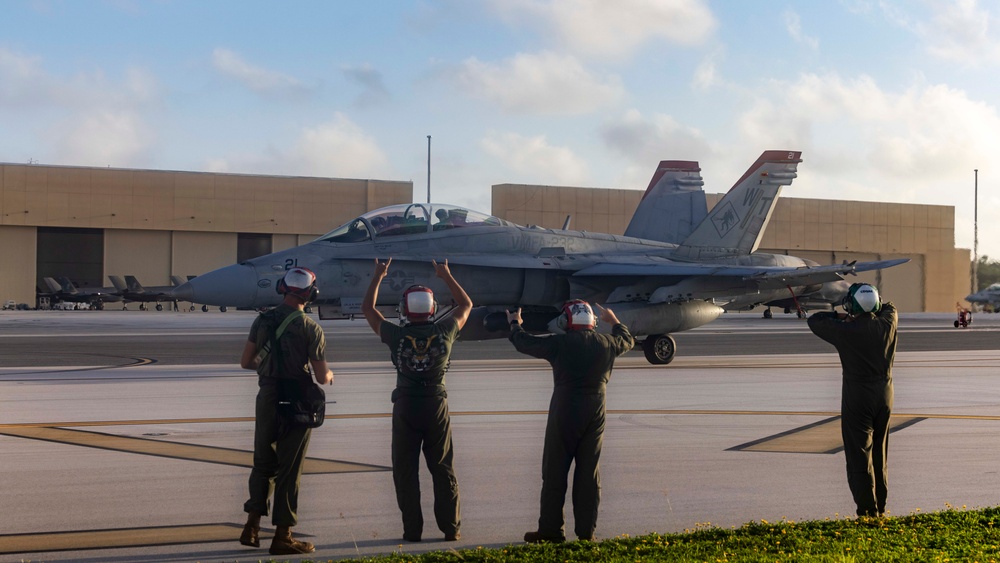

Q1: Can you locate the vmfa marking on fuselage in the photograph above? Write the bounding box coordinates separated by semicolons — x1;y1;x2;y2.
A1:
172;150;908;365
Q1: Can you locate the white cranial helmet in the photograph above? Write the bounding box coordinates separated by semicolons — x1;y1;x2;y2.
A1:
844;283;880;315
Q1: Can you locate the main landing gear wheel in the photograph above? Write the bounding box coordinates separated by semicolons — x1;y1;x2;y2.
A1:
642;334;676;365
763;308;773;319
202;305;209;312
155;303;163;311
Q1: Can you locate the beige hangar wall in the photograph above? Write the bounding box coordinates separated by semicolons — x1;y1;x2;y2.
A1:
0;162;413;307
0;226;38;304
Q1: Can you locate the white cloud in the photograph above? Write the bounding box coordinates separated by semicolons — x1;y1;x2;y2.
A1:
730;71;1000;252
0;48;46;106
491;0;716;59
0;47;160;166
600;109;713;169
878;0;1000;65
211;48;309;98
51;110;153;167
784;10;819;50
692;47;727;91
481;131;590;185
450;51;623;114
208;113;390;179
920;0;1000;64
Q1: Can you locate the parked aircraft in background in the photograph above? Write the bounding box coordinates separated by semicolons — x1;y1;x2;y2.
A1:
109;275;188;311
965;283;1000;311
172;150;908;364
42;277;123;310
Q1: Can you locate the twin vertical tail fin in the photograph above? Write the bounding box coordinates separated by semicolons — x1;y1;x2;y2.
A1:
674;150;801;260
624;160;707;244
56;276;79;294
109;275;127;292
125;275;145;292
43;277;62;293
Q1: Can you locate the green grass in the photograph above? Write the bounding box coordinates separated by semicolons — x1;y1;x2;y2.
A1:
268;506;1000;563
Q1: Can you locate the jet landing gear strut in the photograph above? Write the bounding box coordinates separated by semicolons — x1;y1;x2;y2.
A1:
642;334;676;365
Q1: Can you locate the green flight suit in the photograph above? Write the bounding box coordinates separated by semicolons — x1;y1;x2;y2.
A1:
509;322;634;540
807;302;897;517
244;304;326;526
380;317;462;540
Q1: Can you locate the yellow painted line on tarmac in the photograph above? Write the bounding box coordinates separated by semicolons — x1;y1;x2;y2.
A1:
0;426;389;474
0;522;248;555
729;415;926;454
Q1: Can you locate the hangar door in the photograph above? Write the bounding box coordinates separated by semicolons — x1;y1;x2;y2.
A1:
37;227;104;289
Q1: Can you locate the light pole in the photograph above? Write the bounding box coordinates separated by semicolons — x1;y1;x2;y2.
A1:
973;169;979;294
426;135;432;203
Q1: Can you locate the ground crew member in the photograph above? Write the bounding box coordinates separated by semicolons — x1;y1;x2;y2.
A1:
238;267;333;555
506;300;634;542
807;283;897;517
362;258;472;543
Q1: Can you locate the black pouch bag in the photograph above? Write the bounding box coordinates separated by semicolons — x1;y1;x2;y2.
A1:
277;378;326;428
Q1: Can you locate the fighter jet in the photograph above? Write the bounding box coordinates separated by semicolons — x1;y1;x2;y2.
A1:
965;283;1000;310
43;276;123;310
757;278;851;318
109;275;186;311
172;150;908;364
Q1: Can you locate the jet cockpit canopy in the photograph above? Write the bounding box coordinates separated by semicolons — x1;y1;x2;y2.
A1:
316;203;510;244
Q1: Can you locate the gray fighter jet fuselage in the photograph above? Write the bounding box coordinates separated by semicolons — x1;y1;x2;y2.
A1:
966;283;1000;310
173;150;909;364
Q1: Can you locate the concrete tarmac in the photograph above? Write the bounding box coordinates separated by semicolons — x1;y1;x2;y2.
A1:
1;310;999;562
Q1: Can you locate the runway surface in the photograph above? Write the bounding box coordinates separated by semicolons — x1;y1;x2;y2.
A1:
1;309;999;562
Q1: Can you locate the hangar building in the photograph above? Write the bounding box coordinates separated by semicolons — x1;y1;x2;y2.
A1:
0;163;410;307
0;162;970;313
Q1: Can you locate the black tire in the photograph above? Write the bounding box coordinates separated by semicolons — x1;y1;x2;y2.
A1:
763;309;773;319
954;320;960;328
202;305;209;312
155;304;163;311
220;306;227;312
642;334;676;365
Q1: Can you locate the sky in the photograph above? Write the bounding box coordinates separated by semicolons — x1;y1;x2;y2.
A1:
1;0;998;257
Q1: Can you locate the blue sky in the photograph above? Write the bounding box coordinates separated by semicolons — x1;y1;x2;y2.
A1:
2;0;998;257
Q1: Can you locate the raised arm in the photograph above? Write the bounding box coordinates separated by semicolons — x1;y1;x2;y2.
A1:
434;259;472;329
362;258;392;336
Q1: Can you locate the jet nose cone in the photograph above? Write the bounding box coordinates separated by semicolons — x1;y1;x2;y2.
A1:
170;263;261;307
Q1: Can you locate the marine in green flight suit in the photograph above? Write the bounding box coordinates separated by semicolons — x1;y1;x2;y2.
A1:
807;283;897;517
362;257;473;543
507;300;634;542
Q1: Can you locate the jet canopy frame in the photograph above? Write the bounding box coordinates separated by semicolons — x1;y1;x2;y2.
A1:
316;203;510;243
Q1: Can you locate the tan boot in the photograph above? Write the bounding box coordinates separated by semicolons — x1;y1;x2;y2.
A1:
239;512;260;548
269;525;315;555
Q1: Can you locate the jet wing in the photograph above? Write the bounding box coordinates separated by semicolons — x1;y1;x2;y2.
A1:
574;258;910;288
379;253;568;270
